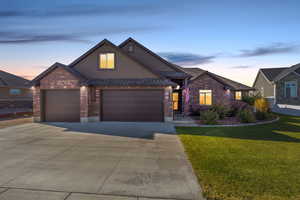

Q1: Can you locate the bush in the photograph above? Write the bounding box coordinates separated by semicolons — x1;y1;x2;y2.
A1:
227;100;251;117
200;110;219;125
238;109;256;123
242;96;257;106
255;111;277;121
211;104;229;119
254;98;269;113
189;105;210;116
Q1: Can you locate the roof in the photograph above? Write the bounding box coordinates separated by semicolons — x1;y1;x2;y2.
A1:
273;63;300;82
179;68;206;80
182;67;254;90
0;70;30;88
68;39;167;80
119;37;190;78
31;62;87;86
260;67;288;81
86;78;177;87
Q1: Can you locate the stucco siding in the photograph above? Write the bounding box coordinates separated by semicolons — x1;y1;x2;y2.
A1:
120;41;177;72
73;43;159;79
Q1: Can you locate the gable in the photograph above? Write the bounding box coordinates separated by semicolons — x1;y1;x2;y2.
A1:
72;42;160;79
40;67;80;89
120;40;178;72
253;71;274;97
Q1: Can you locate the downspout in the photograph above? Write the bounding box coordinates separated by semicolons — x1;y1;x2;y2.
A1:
273;82;276;107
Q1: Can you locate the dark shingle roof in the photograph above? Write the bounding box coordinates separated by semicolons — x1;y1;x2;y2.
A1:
209;72;254;90
273;63;300;82
159;71;190;79
87;78;177;87
181;67;254;90
179;68;206;80
260;67;288;81
0;70;30;88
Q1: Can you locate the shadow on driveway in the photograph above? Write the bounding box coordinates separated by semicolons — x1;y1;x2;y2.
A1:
41;122;176;139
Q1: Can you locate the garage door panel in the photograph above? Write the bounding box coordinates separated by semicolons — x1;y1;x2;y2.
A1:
44;90;80;122
101;90;164;122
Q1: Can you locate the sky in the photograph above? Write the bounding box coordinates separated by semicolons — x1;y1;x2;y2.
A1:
0;0;300;86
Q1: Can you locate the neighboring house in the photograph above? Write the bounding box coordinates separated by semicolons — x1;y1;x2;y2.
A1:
0;70;32;109
31;38;254;122
253;63;300;109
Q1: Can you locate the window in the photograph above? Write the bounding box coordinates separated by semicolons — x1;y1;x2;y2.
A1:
173;92;179;110
285;81;298;98
199;90;212;105
99;53;115;69
9;89;21;95
235;91;242;100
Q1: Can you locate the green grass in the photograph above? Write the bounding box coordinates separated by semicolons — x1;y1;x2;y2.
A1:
177;115;300;200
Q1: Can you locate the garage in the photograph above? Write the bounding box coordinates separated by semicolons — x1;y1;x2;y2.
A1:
101;89;164;122
43;89;80;122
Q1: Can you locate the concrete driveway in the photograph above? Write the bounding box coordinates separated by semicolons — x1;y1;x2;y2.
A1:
0;122;203;200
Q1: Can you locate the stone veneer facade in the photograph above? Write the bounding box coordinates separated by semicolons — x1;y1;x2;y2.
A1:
33;67;173;122
276;73;300;106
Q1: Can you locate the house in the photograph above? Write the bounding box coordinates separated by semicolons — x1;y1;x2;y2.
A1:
253;63;300;109
180;68;254;114
31;38;254;122
0;70;32;109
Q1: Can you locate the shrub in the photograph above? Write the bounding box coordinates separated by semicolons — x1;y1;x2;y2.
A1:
227;100;251;117
200;110;219;125
254;98;269;113
238;109;256;123
211;104;229;119
189;105;210;116
255;111;277;121
242;95;257;106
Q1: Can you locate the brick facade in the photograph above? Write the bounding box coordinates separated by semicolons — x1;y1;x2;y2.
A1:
33;67;173;122
184;73;234;115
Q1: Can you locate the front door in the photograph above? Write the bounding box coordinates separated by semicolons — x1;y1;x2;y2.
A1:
173;91;182;113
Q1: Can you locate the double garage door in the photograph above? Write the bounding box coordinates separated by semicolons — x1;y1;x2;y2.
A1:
43;89;164;122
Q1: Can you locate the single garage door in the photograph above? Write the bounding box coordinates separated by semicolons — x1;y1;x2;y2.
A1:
43;89;80;122
101;89;164;122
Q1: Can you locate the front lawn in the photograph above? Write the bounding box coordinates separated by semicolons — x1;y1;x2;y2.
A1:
177;115;300;200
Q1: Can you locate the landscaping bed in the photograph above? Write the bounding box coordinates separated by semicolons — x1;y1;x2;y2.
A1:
177;114;300;200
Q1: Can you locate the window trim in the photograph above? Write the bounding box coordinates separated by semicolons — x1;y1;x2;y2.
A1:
199;89;212;105
284;80;298;98
98;52;116;70
235;91;242;100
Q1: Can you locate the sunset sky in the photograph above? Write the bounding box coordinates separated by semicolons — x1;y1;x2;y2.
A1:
0;0;299;86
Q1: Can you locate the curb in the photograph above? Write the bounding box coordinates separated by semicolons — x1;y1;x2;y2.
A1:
174;117;280;127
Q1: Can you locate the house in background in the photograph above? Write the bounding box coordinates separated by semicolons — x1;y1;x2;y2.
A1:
0;70;32;110
253;63;300;109
31;38;254;122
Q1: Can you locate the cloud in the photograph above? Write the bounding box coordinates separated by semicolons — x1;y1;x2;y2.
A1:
0;4;164;19
0;26;160;44
238;43;300;57
158;52;216;66
231;65;253;69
